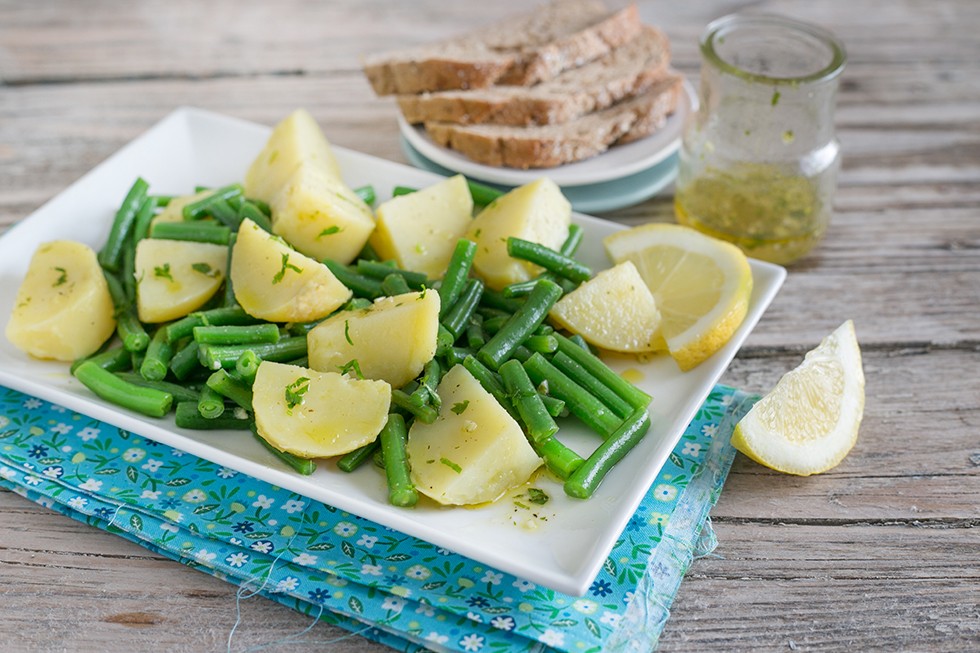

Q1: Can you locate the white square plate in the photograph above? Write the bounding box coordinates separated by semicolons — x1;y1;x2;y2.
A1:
0;108;785;596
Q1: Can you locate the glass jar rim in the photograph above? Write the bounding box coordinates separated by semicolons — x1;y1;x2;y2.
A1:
701;13;847;85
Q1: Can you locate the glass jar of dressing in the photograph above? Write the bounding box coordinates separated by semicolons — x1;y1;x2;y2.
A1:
674;14;847;264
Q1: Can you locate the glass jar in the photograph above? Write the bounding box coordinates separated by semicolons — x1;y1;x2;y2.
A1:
674;14;847;264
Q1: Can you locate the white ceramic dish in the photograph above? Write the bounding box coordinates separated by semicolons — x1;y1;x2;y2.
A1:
400;135;679;213
0;107;785;596
398;78;695;188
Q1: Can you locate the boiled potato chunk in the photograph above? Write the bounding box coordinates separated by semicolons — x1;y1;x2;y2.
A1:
253;361;391;458
550;261;664;353
5;241;115;361
465;178;571;290
308;290;440;388
231;218;352;322
244;108;342;203
407;365;542;506
135;239;228;323
270;165;375;265
369;174;473;278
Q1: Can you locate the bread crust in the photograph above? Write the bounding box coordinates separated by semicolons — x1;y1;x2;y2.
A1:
424;75;683;169
363;1;641;95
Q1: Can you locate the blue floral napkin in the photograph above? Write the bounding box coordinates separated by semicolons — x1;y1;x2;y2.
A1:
0;384;754;652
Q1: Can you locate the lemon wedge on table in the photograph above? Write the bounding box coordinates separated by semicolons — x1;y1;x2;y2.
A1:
603;223;753;370
732;320;865;476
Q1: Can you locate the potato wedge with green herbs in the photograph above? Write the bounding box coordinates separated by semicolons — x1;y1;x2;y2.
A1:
270;165;375;265
466;177;570;290
244;108;342;203
231;218;351;322
406;364;543;506
307;290;440;387
369;174;474;278
134;238;228;323
252;361;390;458
5;241;116;361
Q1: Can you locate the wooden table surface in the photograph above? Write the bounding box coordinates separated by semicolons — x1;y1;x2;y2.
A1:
1;1;978;651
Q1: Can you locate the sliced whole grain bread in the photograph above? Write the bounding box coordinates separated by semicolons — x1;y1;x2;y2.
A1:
424;74;683;169
398;25;670;126
363;0;641;96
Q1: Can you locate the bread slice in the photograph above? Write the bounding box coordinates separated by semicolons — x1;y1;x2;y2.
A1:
398;26;670;126
363;0;641;96
424;74;683;169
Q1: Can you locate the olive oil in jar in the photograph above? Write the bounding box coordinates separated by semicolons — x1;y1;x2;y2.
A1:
675;163;831;265
676;14;846;264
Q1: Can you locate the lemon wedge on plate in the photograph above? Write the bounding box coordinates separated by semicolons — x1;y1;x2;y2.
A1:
732;320;865;476
603;223;753;370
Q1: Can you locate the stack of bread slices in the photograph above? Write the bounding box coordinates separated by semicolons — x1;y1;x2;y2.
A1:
363;0;682;169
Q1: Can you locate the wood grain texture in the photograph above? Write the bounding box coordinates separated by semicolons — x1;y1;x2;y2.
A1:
0;0;978;651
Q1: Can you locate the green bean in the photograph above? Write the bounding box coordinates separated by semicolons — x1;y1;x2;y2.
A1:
481;314;507;335
540;393;567;418
564;408;651;499
533;436;584;480
73;361;172;417
140;327;175;381
204;198;242;230
99;177;149;272
523;334;558;354
205;369;253;410
554;333;651;410
235;349;261;385
461;355;519;420
285;319;323;336
390;388;438;424
465;314;487;350
551;351;632;419
150;194;174;208
479;287;524;314
164;305;257;343
510;345;532;362
114;372;200;404
322;259;383;298
169;339;201;380
193;323;280;346
499;359;558;443
337;440;381;473
122;196;159;301
466;179;504;206
356;259;428;288
438;239;477;318
560;224;584;257
441;346;473;368
379;414;418;507
523;353;620;438
435;325;455;356
150;221;231;245
182;183;243;220
353;185;376;206
381;273;412;296
357;241;381;262
71;346;131;375
250;198;272;216
506;237;592;284
477;279;563;370
442;278;484;339
198;336;307;371
222;231;237;306
197;384;226;419
251;424;315;475
175;401;250;430
411;358;442;409
103;271;149;352
238;200;273;232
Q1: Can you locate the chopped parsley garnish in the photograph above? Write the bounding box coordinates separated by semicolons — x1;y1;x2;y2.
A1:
153;263;173;281
450;400;469;415
526;488;549;505
440;457;462;474
284;376;311;412
338;359;363;379
317;225;343;238
191;262;219;277
344;319;353;345
53;267;68;287
272;252;302;284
